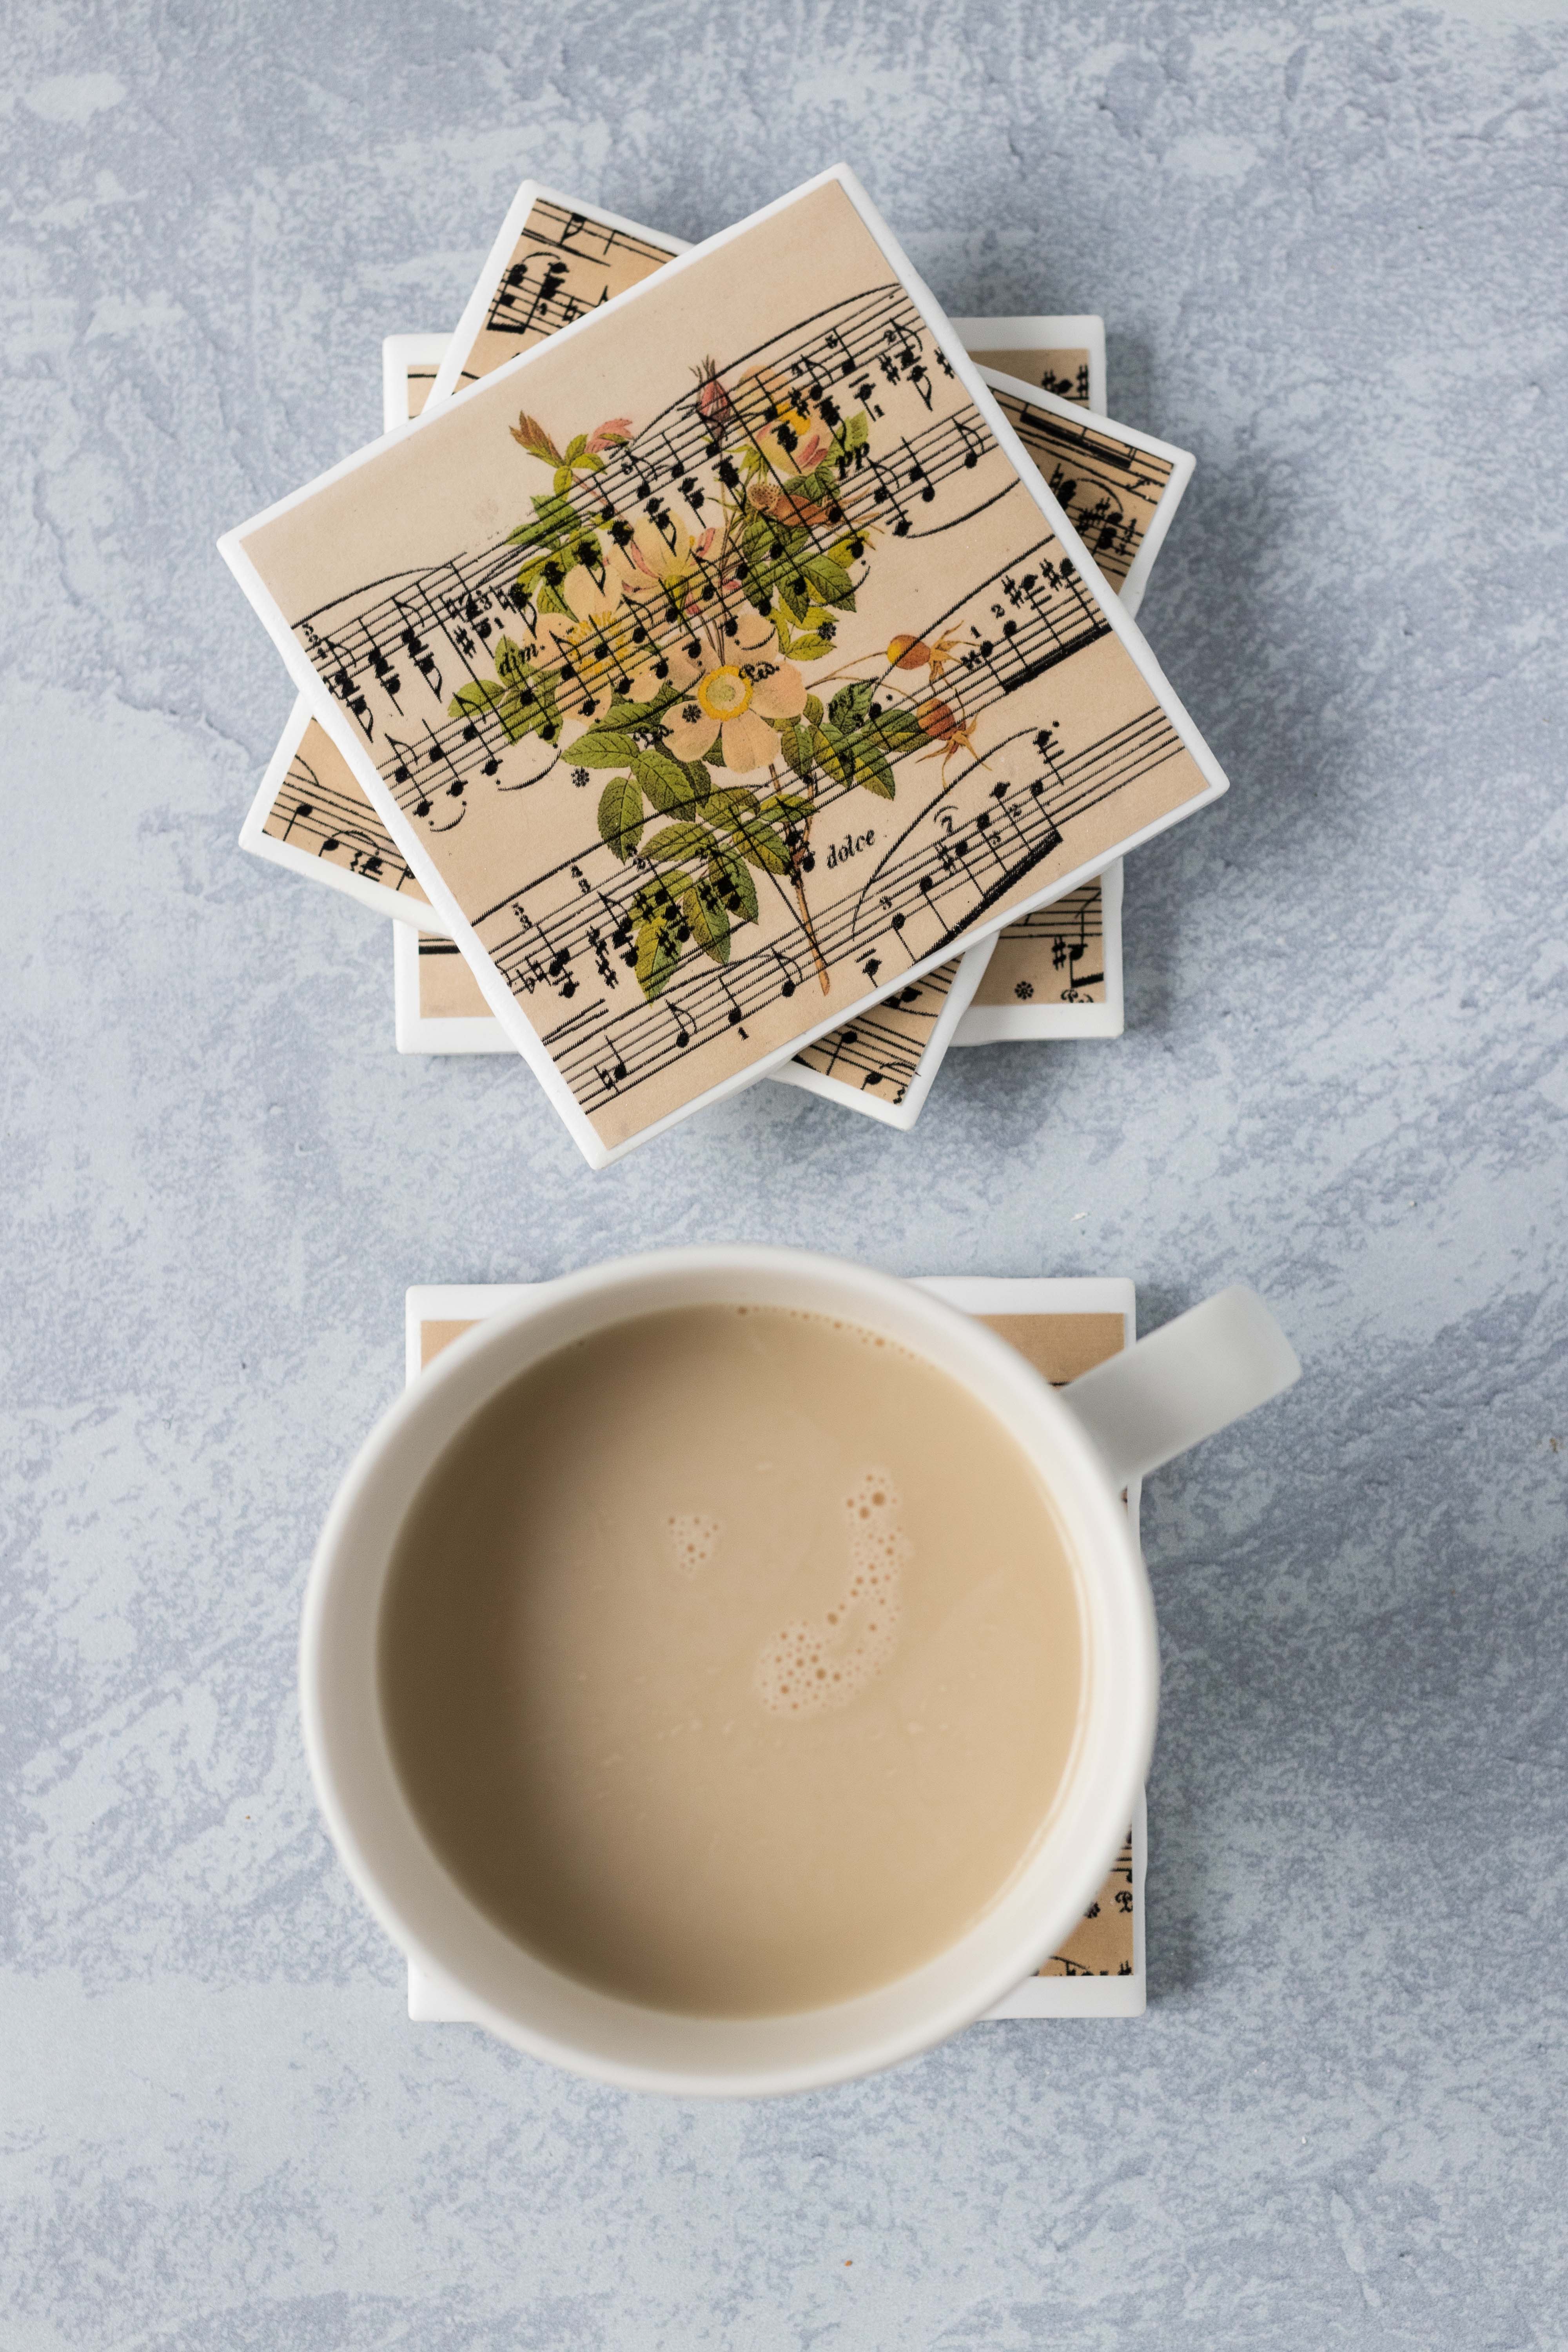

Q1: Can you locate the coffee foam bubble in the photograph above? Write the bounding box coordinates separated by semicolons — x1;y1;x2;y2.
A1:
755;1469;910;1717
666;1512;720;1577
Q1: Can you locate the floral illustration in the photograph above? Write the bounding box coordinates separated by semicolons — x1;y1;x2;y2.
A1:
448;362;983;1001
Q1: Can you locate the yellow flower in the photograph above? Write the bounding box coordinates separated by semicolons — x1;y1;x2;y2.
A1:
607;516;718;603
632;609;806;775
532;563;639;735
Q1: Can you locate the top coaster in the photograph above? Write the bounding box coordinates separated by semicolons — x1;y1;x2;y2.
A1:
220;166;1225;1167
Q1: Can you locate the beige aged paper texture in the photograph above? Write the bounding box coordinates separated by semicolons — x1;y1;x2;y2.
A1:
414;937;490;1018
417;1299;1134;1982
989;385;1174;598
973;880;1108;1007
460;196;672;385
967;343;1092;404
235;178;1214;1152
261;714;429;905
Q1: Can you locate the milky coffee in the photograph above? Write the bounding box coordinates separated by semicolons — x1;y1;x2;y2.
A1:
379;1304;1083;2015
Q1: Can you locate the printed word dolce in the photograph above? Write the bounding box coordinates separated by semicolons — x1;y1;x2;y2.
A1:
826;828;875;869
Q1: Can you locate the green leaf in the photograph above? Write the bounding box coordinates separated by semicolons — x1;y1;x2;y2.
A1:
856;746;896;799
757;789;812;824
635;746;709;817
643;822;715;864
710;800;791;873
681;877;731;964
632;872;693;924
828;680;875;732
777;572;811;623
635;916;680;1001
707;846;758;926
597;776;644;860
571;726;643;770
779;718;816;782
800;555;855;610
492;635;530;687
803;695;824;727
563;434;588;466
600;683;682;731
528;490;581;548
871;704;926;753
814;723;855;792
448;679;507;722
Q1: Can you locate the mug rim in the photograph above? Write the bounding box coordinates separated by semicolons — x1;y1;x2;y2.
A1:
300;1244;1159;2096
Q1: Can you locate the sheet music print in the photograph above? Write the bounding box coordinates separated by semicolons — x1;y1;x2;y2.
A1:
1043;1828;1136;1977
972;880;1106;1006
404;365;443;417
979;343;1108;1029
793;377;1170;1092
461;196;672;382
968;343;1091;406
260;716;429;903
791;959;959;1102
989;385;1174;598
236;179;1214;1151
416;934;490;1018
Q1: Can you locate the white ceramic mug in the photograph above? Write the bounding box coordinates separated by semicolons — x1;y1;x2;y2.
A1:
301;1246;1298;2098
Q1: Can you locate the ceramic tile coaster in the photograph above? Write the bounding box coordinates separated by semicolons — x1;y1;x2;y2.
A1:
955;857;1125;1044
427;183;685;409
239;185;1136;1129
239;695;434;922
220;167;1226;1166
382;332;450;427
770;935;995;1125
381;321;1155;1122
400;1275;1145;2024
222;169;1224;1165
953;314;1107;415
984;369;1193;624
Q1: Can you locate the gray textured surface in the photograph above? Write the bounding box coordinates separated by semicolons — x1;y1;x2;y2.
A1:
4;2;1566;2343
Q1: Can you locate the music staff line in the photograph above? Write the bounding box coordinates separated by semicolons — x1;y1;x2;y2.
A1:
461;537;1107;956
323;398;1018;827
528;703;1182;1112
265;758;423;894
297;279;943;697
793;969;958;1095
523;198;674;273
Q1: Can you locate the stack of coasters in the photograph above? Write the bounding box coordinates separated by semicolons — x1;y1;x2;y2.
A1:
223;166;1223;1167
401;1275;1146;2025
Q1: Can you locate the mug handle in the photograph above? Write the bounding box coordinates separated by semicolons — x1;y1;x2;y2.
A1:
1059;1286;1301;1487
